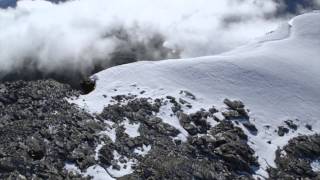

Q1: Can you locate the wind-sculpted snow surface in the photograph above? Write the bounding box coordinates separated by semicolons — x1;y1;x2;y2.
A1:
75;12;320;178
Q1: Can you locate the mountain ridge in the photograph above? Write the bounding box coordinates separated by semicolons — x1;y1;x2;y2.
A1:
75;12;320;178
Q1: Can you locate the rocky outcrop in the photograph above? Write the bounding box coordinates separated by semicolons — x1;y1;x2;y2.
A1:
96;95;259;179
119;120;258;180
0;80;104;179
222;98;257;135
2;80;318;180
268;134;320;179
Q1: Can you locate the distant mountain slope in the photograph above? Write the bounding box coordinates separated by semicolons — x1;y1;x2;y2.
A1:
0;0;67;8
0;0;16;8
75;12;320;177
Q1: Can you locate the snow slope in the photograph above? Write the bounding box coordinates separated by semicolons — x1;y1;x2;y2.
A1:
75;12;320;178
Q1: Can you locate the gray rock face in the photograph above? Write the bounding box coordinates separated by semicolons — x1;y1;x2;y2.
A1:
178;110;211;136
1;80;317;180
306;124;313;131
0;80;103;179
222;99;257;135
97;95;259;180
277;126;289;136
120;120;258;180
223;98;248;119
268;134;320;179
284;120;298;130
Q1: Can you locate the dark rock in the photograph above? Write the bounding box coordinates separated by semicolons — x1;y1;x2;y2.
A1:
183;123;198;136
0;158;16;172
278;126;289;136
0;83;264;179
178;112;191;125
284;120;298;130
178;98;189;105
171;105;181;114
146;117;162;125
99;144;115;166
80;77;96;94
97;95;259;179
26;137;45;160
223;98;245;110
305;124;313;131
126;139;136;148
166;95;175;101
180;90;196;100
209;106;218;114
242;121;258;135
0;80;100;179
124;119;258;179
223;99;249;118
186;104;192;108
222;110;240;119
166;96;181;113
155;122;180;136
213;115;221;122
112;164;121;171
268;134;320;179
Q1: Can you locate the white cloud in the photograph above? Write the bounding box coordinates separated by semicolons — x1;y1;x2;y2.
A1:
0;0;283;79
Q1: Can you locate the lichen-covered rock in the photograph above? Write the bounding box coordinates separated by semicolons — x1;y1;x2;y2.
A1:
122;120;258;180
223;98;249;119
284;120;298;130
0;80;102;179
0;83;268;179
242;121;258;135
277;126;289;136
97;95;258;179
268;134;320;179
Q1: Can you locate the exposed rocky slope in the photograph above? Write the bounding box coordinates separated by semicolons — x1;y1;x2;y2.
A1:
0;80;260;179
97;96;258;179
0;80;103;179
1;79;319;179
268;134;320;179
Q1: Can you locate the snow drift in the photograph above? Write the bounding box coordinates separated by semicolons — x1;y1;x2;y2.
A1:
75;12;320;177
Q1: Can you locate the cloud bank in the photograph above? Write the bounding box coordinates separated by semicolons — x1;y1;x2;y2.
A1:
0;0;317;87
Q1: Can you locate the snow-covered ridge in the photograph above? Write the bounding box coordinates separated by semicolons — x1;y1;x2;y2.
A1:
75;12;320;178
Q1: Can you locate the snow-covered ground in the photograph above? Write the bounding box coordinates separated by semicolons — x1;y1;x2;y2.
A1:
74;12;320;178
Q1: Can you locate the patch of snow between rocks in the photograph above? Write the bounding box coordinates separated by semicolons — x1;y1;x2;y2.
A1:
311;159;320;172
156;101;188;142
64;163;81;174
64;163;115;180
134;145;152;157
123;118;140;138
85;165;115;180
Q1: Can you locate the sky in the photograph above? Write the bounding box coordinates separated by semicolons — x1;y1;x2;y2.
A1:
0;0;319;84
